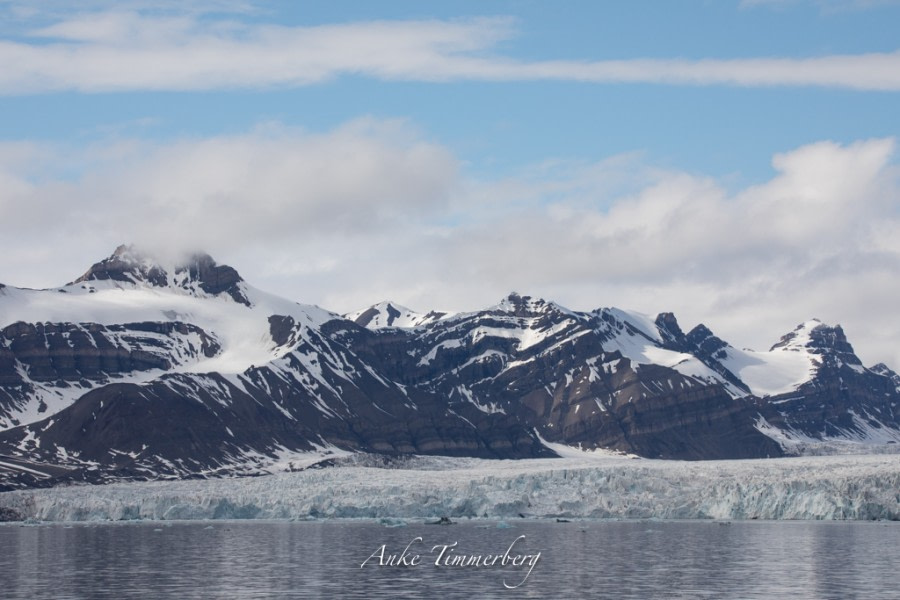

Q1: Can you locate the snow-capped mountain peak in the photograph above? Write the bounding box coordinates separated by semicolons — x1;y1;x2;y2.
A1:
0;245;341;401
71;244;170;288
347;300;452;329
71;244;251;306
769;318;823;351
768;318;856;353
493;292;542;313
768;319;862;368
485;292;584;322
871;363;900;392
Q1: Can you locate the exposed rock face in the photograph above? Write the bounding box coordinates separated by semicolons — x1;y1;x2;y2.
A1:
353;303;401;328
73;244;169;287
179;252;249;306
0;346;550;489
1;321;219;383
348;300;450;329
332;294;782;460
0;320;221;429
654;313;750;395
871;363;900;390
268;315;297;347
760;323;899;441
72;244;250;305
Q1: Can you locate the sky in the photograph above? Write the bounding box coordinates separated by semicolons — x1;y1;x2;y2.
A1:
1;0;899;368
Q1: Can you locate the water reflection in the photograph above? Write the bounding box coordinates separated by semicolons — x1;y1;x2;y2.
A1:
1;520;897;599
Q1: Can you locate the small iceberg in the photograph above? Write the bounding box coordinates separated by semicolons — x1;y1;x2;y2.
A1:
378;517;407;528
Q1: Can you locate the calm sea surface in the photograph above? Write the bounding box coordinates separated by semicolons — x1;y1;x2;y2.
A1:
1;520;897;599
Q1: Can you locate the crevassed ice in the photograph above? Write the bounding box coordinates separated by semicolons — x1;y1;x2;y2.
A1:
1;453;897;522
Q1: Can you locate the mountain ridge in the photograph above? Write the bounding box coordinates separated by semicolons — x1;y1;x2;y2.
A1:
1;246;898;490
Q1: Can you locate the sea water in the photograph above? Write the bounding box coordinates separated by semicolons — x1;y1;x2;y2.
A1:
1;520;897;599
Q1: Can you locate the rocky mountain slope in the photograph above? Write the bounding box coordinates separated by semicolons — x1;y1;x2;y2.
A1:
1;245;897;490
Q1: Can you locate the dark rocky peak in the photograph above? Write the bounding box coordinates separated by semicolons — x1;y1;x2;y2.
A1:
806;324;857;357
771;319;818;351
871;362;899;377
493;292;569;319
353;301;403;328
72;244;168;287
686;323;713;342
654;312;685;345
871;363;900;388
771;320;858;356
495;291;530;313
682;322;748;394
771;319;863;373
177;252;248;305
589;307;658;344
650;318;746;394
71;244;249;306
685;324;729;359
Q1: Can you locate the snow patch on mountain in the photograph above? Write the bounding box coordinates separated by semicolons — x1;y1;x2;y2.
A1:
0;282;337;376
605;308;664;343
8;369;167;429
455;385;505;414
417;338;465;366
770;319;822;350
598;312;744;395
755;415;900;454
719;347;815;397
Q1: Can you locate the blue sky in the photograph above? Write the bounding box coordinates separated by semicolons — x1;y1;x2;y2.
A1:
3;1;899;182
1;0;900;366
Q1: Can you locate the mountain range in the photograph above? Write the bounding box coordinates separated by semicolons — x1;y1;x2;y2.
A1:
1;245;898;490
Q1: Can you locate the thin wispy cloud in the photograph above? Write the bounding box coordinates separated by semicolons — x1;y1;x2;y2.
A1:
2;10;900;93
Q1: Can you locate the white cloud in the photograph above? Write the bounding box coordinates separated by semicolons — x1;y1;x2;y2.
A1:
2;10;900;93
0;118;459;281
1;123;899;368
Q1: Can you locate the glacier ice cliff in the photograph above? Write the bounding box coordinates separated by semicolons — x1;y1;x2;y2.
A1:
1;453;897;522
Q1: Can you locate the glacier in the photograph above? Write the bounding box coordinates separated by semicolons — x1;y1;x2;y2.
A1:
1;451;897;522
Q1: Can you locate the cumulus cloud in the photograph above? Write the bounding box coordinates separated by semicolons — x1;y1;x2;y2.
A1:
454;139;900;368
1;122;898;368
0;118;458;270
2;9;900;92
